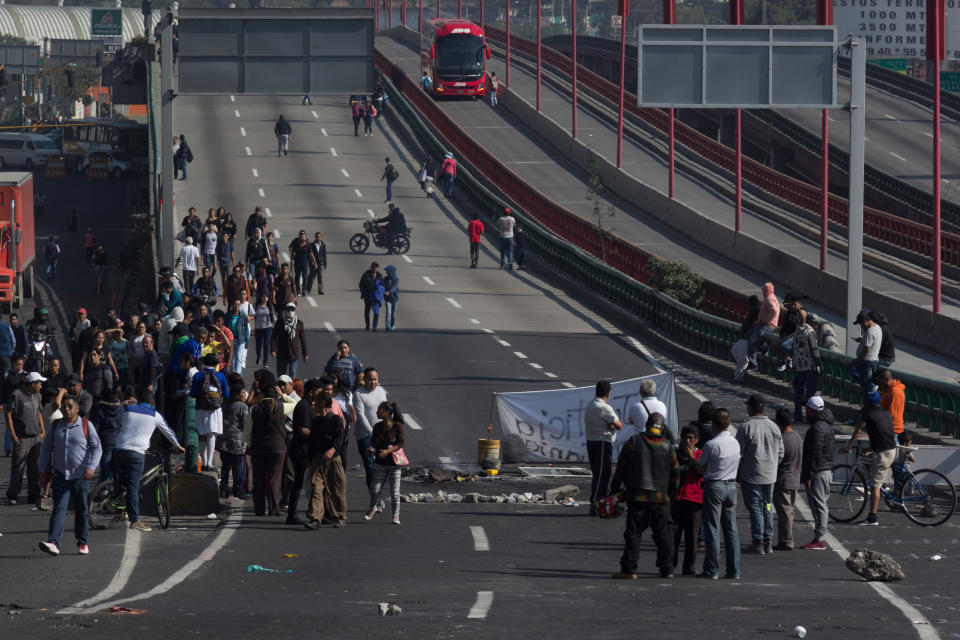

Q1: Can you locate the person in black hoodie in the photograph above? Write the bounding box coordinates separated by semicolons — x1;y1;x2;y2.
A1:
869;310;896;367
800;396;835;550
90;388;124;483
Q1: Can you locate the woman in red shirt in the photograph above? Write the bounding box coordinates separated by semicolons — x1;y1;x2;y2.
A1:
673;425;704;575
467;213;484;268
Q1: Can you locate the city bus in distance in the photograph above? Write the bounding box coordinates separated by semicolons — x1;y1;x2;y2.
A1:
61;118;148;172
420;19;490;98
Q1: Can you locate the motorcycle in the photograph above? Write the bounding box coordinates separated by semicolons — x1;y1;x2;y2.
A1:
26;333;53;374
349;219;411;255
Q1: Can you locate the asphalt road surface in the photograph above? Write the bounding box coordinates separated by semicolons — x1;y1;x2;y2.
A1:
0;93;957;639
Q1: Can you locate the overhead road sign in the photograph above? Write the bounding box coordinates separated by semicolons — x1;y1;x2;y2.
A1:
0;45;40;76
834;4;960;59
91;9;124;37
48;39;104;67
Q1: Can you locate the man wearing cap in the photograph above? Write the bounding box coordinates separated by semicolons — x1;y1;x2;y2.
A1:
736;394;784;555
851;310;882;396
496;208;516;270
842;391;896;526
65;375;94;418
801;395;835;549
440;152;456;197
5;371;46;506
176;236;200;293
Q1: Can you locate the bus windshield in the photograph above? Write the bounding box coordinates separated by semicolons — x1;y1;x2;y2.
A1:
435;34;484;80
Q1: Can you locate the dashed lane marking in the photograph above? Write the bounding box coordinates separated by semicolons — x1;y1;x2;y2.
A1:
240;127;246;136
470;526;490;551
251;168;258;178
469;318;480;324
482;328;494;334
306;296;318;307
529;363;543;369
544;372;558;378
402;255;413;263
422;276;436;285
265;207;273;217
234;109;240;118
367;208;376;218
404;413;423;430
497;339;511;347
446;297;462;308
258;188;266;198
354;189;363;198
561;382;576;388
313;111;319;119
626;336;707;402
884;113;897;120
513;351;527;358
467;591;494;619
330;147;338;157
58;529;140;614
324;322;336;333
245;147;252;156
341;168;350;178
320;127;327;135
230;95;235;102
889;152;908;162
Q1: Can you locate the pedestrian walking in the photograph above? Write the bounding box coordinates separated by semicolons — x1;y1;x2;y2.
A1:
772;407;803;551
354;367;387;492
584;380;623;516
190;354;228;469
82;228;96;264
841;390;896;526
0;314;13;379
172;136;180;180
89;388;122;482
791;310;821;422
440;151;456;197
421;71;432;91
288;230;313;296
496;208;516;269
381;156;398;203
383;265;399;332
37;397;101;556
351;98;363;136
246;229;270;281
216;231;234;291
364;401;406;525
253;293;275;367
363;100;375;135
266;233;281;273
305;392;348;528
610;413;679;579
468;213;484;268
736;395;784;555
514;222;526;270
271;302;308;378
694;408;741;579
418;158;436;196
227;300;250;374
306;232;326;295
218;382;248;502
672;424;703;575
489;71;499;107
6;371;46;505
201;223;218;272
249;369;286;517
289;379;321;525
44;236;61;283
92;245;109;295
175;134;192;180
800;395;834;549
245;206;269;242
274;114;291;157
324;340;364;390
301;94;312;105
359;262;384;331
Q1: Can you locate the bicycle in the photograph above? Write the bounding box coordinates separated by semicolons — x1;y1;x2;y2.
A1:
88;450;172;530
827;442;957;527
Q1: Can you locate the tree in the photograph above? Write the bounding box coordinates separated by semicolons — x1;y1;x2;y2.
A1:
586;155;615;262
649;257;705;308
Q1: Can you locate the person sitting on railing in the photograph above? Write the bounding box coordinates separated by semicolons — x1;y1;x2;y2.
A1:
745;283;779;370
805;313;841;352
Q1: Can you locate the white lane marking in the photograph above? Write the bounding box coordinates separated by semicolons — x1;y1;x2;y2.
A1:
306;296;318;308
69;511;244;614
402;255;413;263
251;168;258;177
446;297;462;308
240;127;246;136
626;336;707;402
367;208;377;218
884;113;897;120
889;152;908;162
467;591;494;619
341;168;350;178
469;318;480;324
470;526;490;552
529;362;543;369
245;146;252;156
561;382;576;388
422;276;436;285
439;456;454;464
544;372;558;378
925;132;934;138
354;189;363;198
482;328;494;334
324;322;336;333
404;413;424;430
497;339;511;347
320;127;327;135
230;95;235;102
234;109;240;118
313;111;319;119
330;147;338;157
265;207;273;218
58;529;140;614
513;351;527;358
792;500;939;639
258;188;266;198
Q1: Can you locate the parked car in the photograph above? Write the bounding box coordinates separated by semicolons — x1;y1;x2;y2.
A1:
0;133;60;169
81;151;133;178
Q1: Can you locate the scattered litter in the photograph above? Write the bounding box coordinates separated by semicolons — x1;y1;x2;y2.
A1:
207;513;218;520
109;607;146;615
793;626;807;638
564;498;578;506
247;564;292;573
281;553;299;558
377;602;402;616
7;610;20;616
931;554;944;561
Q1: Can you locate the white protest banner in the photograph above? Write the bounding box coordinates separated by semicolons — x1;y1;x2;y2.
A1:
494;372;678;463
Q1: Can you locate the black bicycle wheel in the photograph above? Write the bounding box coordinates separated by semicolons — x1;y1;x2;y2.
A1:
349;233;369;254
89;479;121;530
899;468;956;527
156;472;171;529
828;464;869;523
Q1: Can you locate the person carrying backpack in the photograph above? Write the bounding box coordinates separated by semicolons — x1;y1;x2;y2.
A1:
363;100;376;136
190;353;229;470
381;157;399;203
440;152;457;197
175;134;192;181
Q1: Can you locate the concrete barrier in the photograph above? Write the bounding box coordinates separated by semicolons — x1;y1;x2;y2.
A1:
169;472;221;516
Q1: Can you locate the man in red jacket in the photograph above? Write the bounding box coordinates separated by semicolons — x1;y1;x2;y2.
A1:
440;152;457;198
467;213;484;268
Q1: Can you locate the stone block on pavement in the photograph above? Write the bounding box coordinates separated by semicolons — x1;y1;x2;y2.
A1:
169;472;220;516
544;484;580;503
845;548;905;582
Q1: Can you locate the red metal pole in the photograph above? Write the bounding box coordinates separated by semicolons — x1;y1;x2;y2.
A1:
930;0;944;312
571;0;577;138
537;0;542;111
664;0;675;197
375;0;380;32
505;0;510;87
389;0;393;28
437;0;440;19
419;0;423;31
616;0;627;168
817;0;832;271
402;0;407;25
458;0;462;18
481;0;484;27
731;0;743;232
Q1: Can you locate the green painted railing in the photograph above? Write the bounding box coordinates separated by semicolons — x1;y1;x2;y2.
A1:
377;69;960;439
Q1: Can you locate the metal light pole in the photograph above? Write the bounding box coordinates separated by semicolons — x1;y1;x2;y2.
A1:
730;0;743;232
615;0;627;168
481;0;484;27
571;0;577;138
663;0;675;197
536;0;541;111
458;0;462;18
928;0;944;313
419;0;423;30
846;37;866;355
817;0;831;271
437;0;440;19
505;0;510;87
160;16;174;268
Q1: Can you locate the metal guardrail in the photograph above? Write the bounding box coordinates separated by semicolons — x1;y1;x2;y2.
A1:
375;47;960;438
484;27;960;272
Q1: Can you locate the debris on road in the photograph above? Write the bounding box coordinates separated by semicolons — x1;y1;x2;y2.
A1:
845;548;905;582
544;485;580;502
247;564;293;573
109;606;146;615
931;554;944;561
429;469;455;483
793;625;807;638
207;513;218;519
377;602;402;616
281;553;300;558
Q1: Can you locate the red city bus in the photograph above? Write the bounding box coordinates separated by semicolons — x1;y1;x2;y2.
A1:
420;19;491;98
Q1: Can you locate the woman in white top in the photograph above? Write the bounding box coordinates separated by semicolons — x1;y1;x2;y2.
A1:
127;321;148;370
253;293;276;367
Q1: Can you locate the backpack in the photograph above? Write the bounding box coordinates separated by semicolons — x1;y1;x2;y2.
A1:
388;166;399;181
196;370;223;411
186;146;194;163
369;105;378;117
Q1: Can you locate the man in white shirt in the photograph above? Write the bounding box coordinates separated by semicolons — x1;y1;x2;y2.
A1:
695;408;742;579
496;208;517;270
175;237;200;293
626;379;670;443
852;310;882;395
353;367;387;490
584;380;622;516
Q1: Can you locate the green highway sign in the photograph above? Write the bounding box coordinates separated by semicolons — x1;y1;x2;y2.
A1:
91;9;123;37
871;58;906;72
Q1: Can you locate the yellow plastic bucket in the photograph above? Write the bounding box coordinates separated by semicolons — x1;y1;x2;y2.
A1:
477;438;501;470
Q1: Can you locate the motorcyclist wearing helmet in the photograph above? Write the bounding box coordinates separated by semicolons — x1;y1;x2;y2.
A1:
610;412;680;580
26;308;54;343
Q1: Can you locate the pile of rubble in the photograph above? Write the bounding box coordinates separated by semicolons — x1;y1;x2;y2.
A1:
398;485;581;505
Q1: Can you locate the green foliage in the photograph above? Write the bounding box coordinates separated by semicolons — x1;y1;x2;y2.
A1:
586;155;615;262
649;257;704;309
